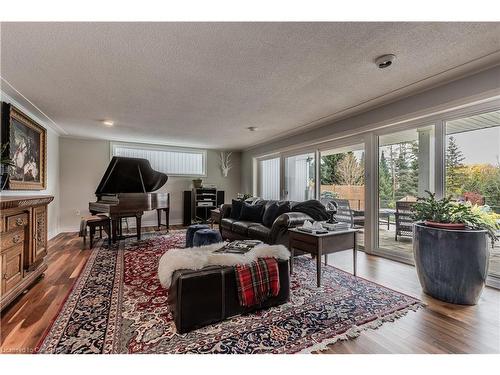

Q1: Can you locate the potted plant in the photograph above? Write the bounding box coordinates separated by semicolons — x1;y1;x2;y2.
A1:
412;191;499;305
1;143;15;190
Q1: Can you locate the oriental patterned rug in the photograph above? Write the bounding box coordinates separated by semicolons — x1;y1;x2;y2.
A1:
36;230;423;354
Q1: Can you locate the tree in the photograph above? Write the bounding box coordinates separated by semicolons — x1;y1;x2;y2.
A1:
320;153;345;185
446;136;466;196
336;152;364;185
395;142;418;200
379;151;393;207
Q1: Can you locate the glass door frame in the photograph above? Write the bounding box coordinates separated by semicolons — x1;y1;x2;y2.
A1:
280;147;318;201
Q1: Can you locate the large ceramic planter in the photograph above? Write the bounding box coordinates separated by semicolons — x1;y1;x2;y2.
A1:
413;223;489;305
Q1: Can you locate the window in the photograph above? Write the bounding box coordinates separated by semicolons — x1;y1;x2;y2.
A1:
377;125;435;261
445;110;500;278
320;143;365;247
284;152;315;201
111;142;206;176
258;157;280;200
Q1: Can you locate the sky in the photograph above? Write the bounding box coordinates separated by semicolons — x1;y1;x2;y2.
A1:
449;126;500;165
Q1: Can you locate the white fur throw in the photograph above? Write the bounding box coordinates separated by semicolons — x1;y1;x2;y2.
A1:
158;242;290;288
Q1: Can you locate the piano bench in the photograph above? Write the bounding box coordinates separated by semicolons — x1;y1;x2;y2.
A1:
80;215;111;249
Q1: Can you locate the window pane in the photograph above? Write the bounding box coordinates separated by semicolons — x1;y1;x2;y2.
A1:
112;144;205;176
377;125;435;260
284;153;315;201
258;157;280;200
320;143;365;248
445;110;500;278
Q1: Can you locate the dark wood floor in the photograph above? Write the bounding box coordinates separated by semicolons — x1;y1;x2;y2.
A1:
1;228;499;354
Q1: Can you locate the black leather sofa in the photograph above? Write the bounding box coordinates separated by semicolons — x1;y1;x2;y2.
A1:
219;199;325;247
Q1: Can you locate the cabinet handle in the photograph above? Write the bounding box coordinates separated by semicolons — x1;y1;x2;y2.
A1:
12;234;21;243
16;218;24;226
3;274;8;280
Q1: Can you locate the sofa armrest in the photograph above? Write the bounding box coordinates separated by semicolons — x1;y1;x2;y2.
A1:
269;212;313;245
220;204;232;219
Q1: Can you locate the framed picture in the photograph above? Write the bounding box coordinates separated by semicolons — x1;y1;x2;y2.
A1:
1;102;46;190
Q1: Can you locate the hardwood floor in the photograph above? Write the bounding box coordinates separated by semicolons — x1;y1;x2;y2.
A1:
1;228;499;354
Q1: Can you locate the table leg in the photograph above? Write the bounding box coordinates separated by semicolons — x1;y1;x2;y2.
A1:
316;247;322;287
353;231;357;277
387;216;390;230
324;254;328;265
289;239;294;275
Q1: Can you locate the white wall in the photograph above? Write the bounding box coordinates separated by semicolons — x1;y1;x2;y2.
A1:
59;137;241;232
0;93;60;239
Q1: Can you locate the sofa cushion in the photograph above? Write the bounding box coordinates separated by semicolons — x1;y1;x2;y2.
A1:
239;202;265;223
230;199;244;220
221;218;237;230
262;202;291;227
231;221;258;235
247;224;271;242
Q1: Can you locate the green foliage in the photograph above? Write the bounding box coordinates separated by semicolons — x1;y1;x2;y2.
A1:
320;153;345;185
412;191;499;241
445;136;466;196
394;142;418;200
379;151;393;207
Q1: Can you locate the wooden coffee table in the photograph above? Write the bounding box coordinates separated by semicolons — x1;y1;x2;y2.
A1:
288;227;358;287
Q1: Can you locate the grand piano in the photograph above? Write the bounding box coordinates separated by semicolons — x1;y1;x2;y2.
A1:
89;156;169;242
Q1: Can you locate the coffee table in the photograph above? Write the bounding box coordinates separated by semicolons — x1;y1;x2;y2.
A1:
288;227;358;287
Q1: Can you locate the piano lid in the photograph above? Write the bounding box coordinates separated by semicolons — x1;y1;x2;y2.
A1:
95;156;168;195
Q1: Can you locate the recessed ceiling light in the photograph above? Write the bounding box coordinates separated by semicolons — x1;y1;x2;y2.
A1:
375;54;396;69
102;120;114;127
247;126;258;132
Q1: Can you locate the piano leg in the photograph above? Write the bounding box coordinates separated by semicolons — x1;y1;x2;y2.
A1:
136;214;142;241
112;219;118;243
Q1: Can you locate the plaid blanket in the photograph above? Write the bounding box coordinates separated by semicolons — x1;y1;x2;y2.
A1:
234;257;280;307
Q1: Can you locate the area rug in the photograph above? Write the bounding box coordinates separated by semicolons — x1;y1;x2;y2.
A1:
36;230;423;354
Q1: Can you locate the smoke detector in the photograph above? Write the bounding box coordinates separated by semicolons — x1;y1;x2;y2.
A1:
375;54;396;69
247;126;258;132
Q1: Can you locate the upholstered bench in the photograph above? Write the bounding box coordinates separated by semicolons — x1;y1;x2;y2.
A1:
167;259;290;333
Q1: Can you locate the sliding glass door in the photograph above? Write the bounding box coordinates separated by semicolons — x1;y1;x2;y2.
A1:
376;125;435;261
283;152;315;201
445;110;500;278
319;143;365;248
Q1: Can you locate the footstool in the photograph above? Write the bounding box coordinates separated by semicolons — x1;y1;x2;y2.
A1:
185;224;210;248
168;259;290;333
193;228;222;247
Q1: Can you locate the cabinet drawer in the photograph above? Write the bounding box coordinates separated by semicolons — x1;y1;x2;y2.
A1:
1;229;24;252
6;213;28;231
1;244;24;296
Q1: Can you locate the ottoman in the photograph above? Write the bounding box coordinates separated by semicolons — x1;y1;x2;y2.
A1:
193;228;223;247
167;259;290;333
185;224;210;248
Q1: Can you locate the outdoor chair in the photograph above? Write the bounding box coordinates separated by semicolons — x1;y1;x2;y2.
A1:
394;201;416;241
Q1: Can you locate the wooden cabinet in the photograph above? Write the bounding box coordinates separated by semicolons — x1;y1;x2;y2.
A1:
0;196;53;310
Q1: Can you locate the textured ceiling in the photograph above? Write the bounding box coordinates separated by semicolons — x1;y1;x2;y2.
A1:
1;22;499;149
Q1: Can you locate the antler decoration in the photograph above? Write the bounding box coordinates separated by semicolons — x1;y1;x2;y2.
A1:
220;151;232;177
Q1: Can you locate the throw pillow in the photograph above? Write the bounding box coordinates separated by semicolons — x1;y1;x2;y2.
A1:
239;202;265;223
230;199;244;220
